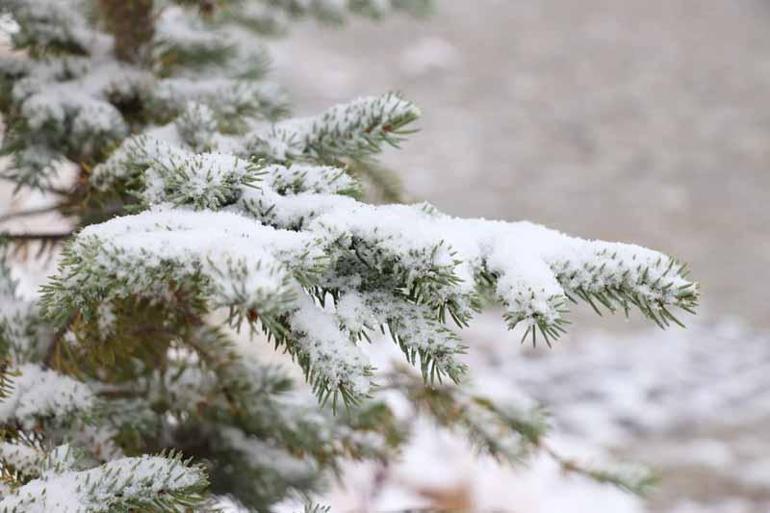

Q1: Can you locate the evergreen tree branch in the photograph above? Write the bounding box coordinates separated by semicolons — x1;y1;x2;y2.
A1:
0;451;209;512
97;0;155;64
539;442;657;496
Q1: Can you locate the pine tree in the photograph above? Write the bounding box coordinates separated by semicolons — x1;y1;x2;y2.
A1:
0;1;698;511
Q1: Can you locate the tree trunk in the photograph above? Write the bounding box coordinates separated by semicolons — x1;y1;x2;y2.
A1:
98;0;154;63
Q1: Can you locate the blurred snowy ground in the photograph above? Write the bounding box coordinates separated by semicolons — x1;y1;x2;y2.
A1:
267;1;770;511
274;315;767;513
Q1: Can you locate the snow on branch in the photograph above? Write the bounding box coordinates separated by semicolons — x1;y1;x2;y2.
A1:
175;102;219;152
42;210;315;325
89;135;188;192
0;2;283;189
0;452;207;513
0;255;43;369
263;163;360;196
0;43;147;186
226;0;431;30
239;182;698;345
2;0;94;53
150;78;286;123
96;92;418;206
41;208;374;402
0;442;44;478
89;93;416;197
218;426;318;485
141;152;263;210
153;6;235;66
47;126;698;404
0;363;94;429
349;291;468;383
245;93;420;162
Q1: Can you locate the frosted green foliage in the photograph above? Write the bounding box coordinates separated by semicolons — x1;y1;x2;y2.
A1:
153;6;234;66
0;50;141;185
89;93;416;196
175;102;218;152
0;258;40;362
0;255;50;401
0;452;208;513
153;4;271;75
89;135;188;192
0;0;420;188
341;292;467;382
219;426;318;486
246;93;420;162
132;329;399;510
150;78;286;122
263;163;360;196
141;152;263;209
44;210;316;323
242;186;697;344
148;7;285;119
39;445;82;475
0;47;135;185
2;0;92;53
48;136;698;403
0;2;283;188
0;442;43;478
44;209;373;400
0;364;94;429
223;0;431;33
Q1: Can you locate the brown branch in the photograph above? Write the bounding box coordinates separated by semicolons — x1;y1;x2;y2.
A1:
98;0;155;63
1;232;73;242
0;205;62;223
39;185;73;196
43;313;78;369
96;388;145;399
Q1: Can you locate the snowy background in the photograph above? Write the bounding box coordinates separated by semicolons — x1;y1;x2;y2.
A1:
267;1;770;512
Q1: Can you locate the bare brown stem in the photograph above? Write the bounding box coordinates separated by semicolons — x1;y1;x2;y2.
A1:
1;232;72;242
0;205;62;223
98;0;155;63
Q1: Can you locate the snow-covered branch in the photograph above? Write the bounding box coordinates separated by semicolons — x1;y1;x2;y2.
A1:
45;139;698;404
0;452;208;512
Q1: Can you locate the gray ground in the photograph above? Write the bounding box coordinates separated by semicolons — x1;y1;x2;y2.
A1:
271;0;770;329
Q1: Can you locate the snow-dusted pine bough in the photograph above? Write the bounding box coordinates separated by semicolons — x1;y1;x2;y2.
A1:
0;0;697;511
